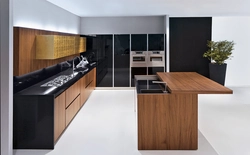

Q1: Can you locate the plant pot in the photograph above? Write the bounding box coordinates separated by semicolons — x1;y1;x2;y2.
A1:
209;63;227;85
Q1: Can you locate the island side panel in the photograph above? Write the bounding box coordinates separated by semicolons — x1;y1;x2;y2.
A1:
138;94;169;150
167;93;198;150
137;93;198;150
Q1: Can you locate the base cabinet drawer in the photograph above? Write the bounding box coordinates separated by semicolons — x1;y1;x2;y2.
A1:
66;81;80;108
66;95;80;126
54;92;66;143
80;76;87;107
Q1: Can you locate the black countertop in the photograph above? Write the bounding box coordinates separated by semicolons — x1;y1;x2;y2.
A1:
14;65;96;97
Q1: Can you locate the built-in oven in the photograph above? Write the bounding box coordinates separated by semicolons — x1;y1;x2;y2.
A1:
130;51;147;67
147;51;165;67
130;51;147;86
147;51;165;75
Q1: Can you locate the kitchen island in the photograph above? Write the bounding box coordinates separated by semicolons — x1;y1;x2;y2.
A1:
135;72;232;150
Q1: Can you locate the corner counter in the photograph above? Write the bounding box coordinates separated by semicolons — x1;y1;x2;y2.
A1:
135;72;232;150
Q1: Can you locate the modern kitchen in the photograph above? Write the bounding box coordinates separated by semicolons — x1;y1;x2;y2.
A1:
1;0;250;155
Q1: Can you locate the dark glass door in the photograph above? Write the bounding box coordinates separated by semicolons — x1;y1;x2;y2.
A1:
148;34;164;51
95;35;113;87
131;34;147;51
114;35;130;87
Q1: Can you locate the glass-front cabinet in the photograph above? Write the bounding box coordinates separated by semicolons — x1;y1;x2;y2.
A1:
95;35;113;87
114;34;130;87
131;34;147;51
148;34;164;51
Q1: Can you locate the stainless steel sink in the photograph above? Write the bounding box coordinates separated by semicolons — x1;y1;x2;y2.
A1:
41;72;79;87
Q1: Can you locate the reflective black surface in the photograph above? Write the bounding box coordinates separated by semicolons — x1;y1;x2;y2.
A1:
114;34;130;87
13;95;54;149
148;34;164;51
131;34;147;51
95;35;113;87
148;67;165;75
14;65;96;97
134;75;167;94
131;67;147;87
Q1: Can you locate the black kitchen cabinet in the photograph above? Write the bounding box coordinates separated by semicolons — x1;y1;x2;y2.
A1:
148;67;164;75
131;67;147;87
131;34;147;51
114;34;130;87
95;35;113;87
148;34;164;51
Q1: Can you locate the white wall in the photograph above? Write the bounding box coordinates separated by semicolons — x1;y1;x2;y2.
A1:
212;17;250;87
80;16;165;34
13;0;81;34
1;0;13;154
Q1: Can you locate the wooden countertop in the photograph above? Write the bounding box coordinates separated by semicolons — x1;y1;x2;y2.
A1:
157;72;233;94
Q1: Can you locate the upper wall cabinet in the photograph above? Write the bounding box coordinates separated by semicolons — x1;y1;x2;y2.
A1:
36;35;86;59
148;34;164;51
79;37;86;53
131;34;147;51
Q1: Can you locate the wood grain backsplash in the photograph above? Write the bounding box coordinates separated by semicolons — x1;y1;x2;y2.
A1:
14;27;80;76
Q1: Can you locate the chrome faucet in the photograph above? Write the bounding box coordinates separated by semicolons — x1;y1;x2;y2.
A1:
60;61;71;71
76;56;81;62
72;60;75;71
73;56;82;69
152;81;168;93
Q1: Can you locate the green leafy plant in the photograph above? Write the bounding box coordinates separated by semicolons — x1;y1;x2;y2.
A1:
203;40;235;65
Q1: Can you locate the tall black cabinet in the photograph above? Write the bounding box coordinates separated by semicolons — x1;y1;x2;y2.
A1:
91;35;113;87
114;35;130;87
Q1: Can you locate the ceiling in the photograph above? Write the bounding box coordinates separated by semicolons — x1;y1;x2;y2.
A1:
46;0;250;17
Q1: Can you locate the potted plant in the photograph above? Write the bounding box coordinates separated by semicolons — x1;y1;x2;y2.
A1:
203;40;235;85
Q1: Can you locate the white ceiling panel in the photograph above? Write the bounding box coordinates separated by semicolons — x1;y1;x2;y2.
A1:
46;0;250;17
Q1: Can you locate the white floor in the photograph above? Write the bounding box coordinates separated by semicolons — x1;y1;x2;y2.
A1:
14;87;250;155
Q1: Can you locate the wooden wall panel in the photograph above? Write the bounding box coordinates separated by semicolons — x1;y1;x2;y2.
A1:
137;93;198;150
14;28;20;76
14;27;80;76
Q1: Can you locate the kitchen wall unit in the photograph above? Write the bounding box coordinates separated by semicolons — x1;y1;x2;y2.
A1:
95;35;113;87
148;34;164;51
36;35;75;59
14;27;81;76
85;33;166;87
13;67;96;149
131;34;147;51
79;37;87;53
114;34;130;87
